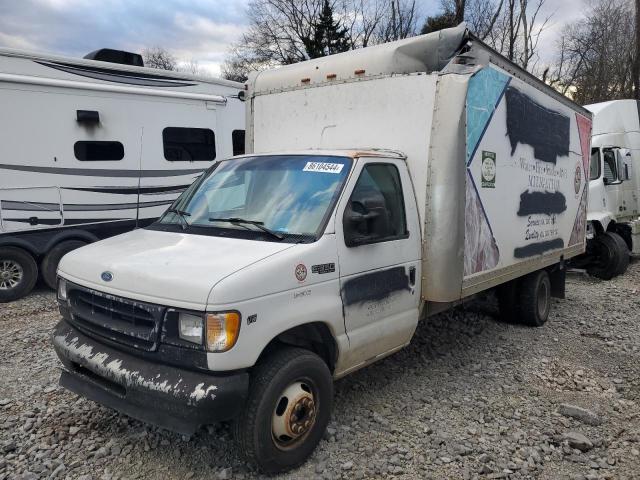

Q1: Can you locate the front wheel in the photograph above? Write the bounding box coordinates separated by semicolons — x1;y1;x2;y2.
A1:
607;232;629;276
587;233;622;280
233;347;333;474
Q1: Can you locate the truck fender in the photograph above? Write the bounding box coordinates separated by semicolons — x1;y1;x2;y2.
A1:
255;322;339;373
586;214;611;234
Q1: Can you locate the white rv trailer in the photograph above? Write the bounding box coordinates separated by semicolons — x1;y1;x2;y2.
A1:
571;100;639;279
53;25;591;472
0;47;245;301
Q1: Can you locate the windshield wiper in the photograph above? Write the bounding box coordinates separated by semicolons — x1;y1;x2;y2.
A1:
208;217;284;240
166;207;191;230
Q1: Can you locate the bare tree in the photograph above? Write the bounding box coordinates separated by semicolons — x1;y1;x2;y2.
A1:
477;0;552;72
635;0;640;99
142;47;177;71
376;0;418;42
178;59;201;76
222;0;419;82
464;0;505;39
550;0;635;104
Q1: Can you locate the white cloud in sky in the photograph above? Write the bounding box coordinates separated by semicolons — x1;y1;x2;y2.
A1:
0;0;586;76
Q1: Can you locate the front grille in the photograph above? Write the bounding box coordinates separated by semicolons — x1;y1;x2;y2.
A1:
67;286;165;351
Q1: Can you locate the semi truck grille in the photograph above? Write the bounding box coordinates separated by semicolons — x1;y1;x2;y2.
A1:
67;286;164;351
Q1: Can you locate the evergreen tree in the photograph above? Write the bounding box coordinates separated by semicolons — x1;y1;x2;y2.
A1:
307;0;350;59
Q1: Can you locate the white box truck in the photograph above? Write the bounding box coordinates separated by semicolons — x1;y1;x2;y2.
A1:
0;47;245;302
52;25;591;473
570;100;639;279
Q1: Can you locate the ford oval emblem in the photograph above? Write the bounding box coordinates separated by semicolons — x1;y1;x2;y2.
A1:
101;271;113;282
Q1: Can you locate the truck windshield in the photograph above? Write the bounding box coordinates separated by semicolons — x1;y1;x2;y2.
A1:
155;155;352;242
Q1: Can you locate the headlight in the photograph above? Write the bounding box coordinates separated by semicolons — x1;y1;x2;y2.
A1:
57;277;67;301
178;312;204;344
206;312;240;352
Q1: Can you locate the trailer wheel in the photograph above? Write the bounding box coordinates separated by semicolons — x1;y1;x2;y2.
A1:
0;247;38;303
607;232;629;277
41;240;87;290
518;270;551;327
587;233;622;280
233;347;333;474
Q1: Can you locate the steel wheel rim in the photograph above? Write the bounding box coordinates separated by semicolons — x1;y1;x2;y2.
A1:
271;379;317;450
0;260;23;290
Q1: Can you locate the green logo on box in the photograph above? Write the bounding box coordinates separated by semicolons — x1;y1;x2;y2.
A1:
481;151;496;188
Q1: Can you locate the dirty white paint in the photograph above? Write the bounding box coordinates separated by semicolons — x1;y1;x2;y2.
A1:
55;333;216;403
189;382;217;404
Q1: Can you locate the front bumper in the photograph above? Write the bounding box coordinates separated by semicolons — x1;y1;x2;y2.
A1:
52;320;249;435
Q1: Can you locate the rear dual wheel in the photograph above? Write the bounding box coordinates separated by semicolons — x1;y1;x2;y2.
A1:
233;347;333;474
498;269;551;327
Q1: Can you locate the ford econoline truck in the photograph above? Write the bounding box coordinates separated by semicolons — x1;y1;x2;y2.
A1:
52;24;592;473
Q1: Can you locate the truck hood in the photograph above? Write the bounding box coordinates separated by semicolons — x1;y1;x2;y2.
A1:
58;228;295;309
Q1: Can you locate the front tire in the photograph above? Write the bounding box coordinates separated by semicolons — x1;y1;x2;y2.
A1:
607;232;629;276
233;347;333;474
0;247;38;302
587;233;622;280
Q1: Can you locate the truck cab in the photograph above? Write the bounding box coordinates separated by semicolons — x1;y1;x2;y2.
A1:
579;100;640;278
53;149;422;472
588;146;634;226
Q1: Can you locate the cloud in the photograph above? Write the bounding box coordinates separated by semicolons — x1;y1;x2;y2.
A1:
0;0;587;76
0;0;249;75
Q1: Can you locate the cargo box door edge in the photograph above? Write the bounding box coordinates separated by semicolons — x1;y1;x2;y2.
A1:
462;66;592;282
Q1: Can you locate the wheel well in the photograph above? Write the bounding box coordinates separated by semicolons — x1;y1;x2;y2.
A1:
590;220;605;235
0;239;38;257
607;222;633;250
257;322;338;373
43;230;97;252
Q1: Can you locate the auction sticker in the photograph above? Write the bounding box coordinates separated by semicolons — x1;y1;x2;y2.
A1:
303;162;344;174
481;151;496;188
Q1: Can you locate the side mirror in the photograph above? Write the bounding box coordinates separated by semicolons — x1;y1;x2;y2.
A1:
603;177;609;185
343;200;381;247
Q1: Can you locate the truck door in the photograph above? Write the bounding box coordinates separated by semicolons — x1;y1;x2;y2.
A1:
603;148;626;217
335;158;422;373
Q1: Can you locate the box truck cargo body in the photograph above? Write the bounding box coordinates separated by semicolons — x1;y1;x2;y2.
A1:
52;25;591;473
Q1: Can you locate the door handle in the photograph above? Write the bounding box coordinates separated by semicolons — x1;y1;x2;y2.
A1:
409;266;416;286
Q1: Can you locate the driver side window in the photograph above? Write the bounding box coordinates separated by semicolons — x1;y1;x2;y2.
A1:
603;149;618;183
343;163;407;247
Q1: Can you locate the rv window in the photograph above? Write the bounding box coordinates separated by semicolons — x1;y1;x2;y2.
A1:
589;148;600;180
163;127;215;161
232;130;245;156
74;141;124;161
603;149;618;183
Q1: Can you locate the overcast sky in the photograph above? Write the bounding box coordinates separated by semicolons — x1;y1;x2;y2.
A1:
0;0;584;77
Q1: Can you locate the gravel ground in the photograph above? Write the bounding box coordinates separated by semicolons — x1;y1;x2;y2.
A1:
1;262;640;480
